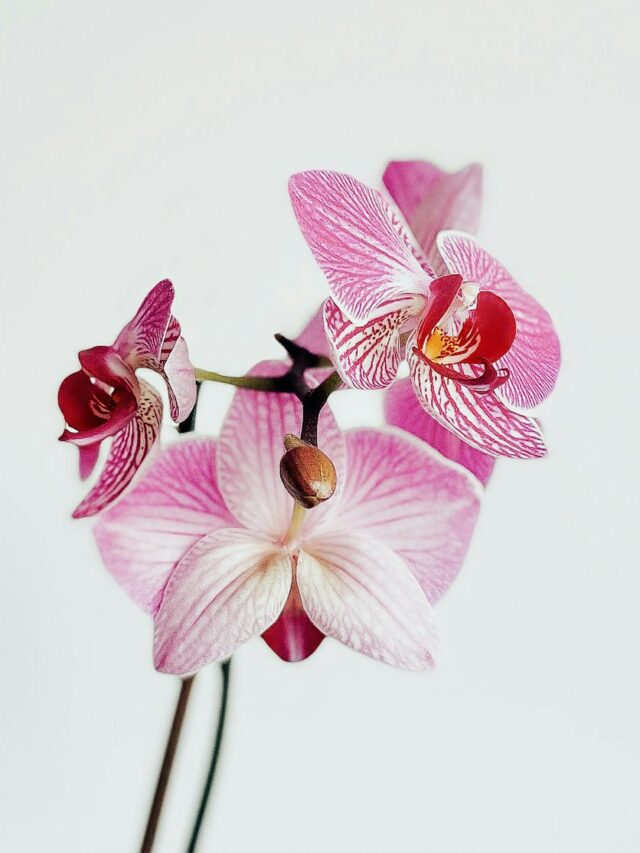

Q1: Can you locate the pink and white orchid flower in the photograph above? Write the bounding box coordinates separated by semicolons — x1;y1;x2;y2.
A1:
382;159;492;484
288;170;560;460
58;280;196;518
94;362;481;673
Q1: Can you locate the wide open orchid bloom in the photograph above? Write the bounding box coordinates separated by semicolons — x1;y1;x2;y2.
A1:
58;280;196;518
381;160;494;483
288;170;560;459
94;361;481;673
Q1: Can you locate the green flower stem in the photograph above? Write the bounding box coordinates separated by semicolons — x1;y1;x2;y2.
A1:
194;368;289;392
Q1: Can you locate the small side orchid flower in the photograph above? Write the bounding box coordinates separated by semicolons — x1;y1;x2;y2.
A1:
94;362;481;673
58;280;196;518
288;170;560;460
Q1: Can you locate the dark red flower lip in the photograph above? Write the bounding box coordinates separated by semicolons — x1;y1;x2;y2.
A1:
412;346;510;394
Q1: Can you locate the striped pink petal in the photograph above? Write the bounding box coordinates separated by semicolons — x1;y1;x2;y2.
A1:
261;575;325;662
408;338;546;459
289;170;431;325
383;161;482;272
297;531;437;670
384;378;495;485
153;528;291;674
94;439;237;614
437;232;560;409
323;297;417;390
72;380;163;518
113;279;174;367
324;429;481;602
216;361;346;540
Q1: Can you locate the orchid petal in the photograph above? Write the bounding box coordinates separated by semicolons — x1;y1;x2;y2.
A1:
113;279;174;367
94;439;237;614
416;274;464;350
289;170;431;325
217;361;346;539
297;532;438;670
327;429;481;601
79;443;101;480
437;232;560;409
72;380;163;518
262;575;325;662
408;338;546;459
153;529;291;674
383;161;482;272
385;379;495;485
294;304;331;358
162;334;196;423
323;297;417;390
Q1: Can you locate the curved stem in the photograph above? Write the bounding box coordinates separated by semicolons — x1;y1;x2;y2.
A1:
195;368;290;391
186;659;233;852
140;676;195;853
301;370;343;445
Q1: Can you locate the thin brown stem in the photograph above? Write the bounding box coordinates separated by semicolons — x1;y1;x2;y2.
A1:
140;676;195;853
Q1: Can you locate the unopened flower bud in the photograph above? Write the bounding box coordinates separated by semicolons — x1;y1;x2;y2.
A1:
279;434;337;509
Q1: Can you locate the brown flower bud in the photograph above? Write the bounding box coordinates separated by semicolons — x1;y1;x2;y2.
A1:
279;434;337;509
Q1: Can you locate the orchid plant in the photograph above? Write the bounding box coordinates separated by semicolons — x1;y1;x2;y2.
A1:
58;158;560;852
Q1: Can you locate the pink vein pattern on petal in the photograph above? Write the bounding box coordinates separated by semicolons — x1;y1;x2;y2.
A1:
217;361;346;539
159;315;181;365
113;279;174;366
383;162;482;273
297;532;437;670
94;439;237;614
72;380;163;518
408;341;546;459
289;170;430;325
327;429;481;602
324;298;417;390
153;528;291;674
384;378;495;485
437;232;560;409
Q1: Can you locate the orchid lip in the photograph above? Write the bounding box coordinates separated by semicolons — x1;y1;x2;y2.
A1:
412;346;510;394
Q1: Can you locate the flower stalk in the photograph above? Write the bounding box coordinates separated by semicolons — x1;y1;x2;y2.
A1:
187;659;232;853
140;676;195;853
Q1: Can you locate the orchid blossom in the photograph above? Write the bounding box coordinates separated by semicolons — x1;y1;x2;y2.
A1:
94;362;481;673
288;170;560;459
58;280;196;518
381;160;492;484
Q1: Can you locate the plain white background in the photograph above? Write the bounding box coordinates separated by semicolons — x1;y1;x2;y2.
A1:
1;1;639;850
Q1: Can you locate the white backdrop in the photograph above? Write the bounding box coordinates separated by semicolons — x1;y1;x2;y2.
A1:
1;1;639;851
